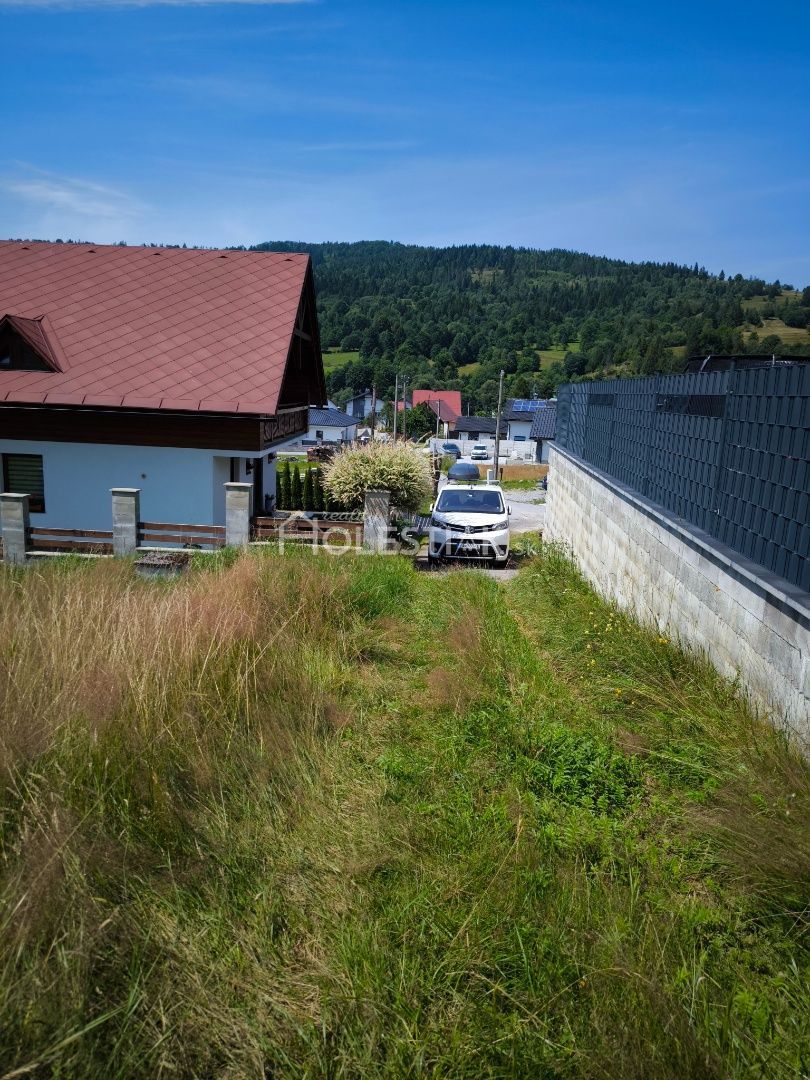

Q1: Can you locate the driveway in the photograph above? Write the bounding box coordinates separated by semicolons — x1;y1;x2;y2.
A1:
504;488;546;534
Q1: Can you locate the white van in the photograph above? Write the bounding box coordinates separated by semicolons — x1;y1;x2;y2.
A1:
428;482;510;567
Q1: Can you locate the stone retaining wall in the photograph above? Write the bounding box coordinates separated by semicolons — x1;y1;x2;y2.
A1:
546;445;810;739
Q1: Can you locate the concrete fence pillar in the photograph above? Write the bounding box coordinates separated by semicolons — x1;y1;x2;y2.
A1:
0;493;31;566
363;489;391;553
111;487;140;556
486;468;495;483
225;482;252;547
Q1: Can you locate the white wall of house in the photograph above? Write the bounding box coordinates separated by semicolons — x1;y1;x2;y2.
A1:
537;439;552;463
305;422;357;443
347;394;382;420
507;419;534;442
0;439;279;530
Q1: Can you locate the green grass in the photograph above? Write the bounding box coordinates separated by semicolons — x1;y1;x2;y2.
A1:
742;290;801;310
755;319;810;345
322;349;360;372
537;340;580;367
1;548;807;1076
278;456;324;472
739;293;809;346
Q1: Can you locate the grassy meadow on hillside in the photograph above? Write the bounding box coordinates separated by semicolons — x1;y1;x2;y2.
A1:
322;348;361;373
0;549;808;1077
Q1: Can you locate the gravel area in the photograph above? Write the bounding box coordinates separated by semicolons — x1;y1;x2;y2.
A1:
503;488;546;534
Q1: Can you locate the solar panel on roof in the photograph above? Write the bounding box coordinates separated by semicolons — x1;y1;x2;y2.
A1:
509;399;546;412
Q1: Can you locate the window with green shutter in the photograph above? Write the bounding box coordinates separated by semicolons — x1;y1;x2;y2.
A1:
2;454;45;512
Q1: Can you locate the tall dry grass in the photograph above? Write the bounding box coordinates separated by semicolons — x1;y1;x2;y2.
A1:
1;544;807;1077
0;551;367;1077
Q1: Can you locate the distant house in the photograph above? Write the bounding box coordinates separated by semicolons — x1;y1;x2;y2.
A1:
420;398;458;438
449;415;507;441
346;388;382;420
0;241;326;527
529;401;557;462
301;406;358;444
504;398;550;442
412;389;462;420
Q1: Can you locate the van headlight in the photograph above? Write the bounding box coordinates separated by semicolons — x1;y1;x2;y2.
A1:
430;515;447;528
493;518;509;531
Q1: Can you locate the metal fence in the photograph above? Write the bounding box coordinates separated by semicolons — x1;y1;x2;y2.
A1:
555;364;810;592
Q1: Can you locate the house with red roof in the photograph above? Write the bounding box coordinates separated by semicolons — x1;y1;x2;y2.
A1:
0;241;326;529
411;389;462;420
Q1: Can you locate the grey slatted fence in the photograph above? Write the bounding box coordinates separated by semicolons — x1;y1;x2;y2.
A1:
555;363;810;591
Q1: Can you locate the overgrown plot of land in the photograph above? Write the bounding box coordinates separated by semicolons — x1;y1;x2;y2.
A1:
0;549;807;1077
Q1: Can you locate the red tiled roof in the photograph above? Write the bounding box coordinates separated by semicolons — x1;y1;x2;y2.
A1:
412;389;462;419
426;399;457;423
0;241;313;415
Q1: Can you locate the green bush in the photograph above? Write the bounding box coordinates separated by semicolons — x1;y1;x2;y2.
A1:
312;468;325;512
290;465;303;510
278;462;291;510
302;468;314;511
323;442;433;511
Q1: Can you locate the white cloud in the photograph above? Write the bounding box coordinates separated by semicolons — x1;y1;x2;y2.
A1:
3;174;146;220
0;169;150;244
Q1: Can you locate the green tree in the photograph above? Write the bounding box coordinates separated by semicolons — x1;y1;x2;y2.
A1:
638;336;665;375
302;467;314;511
476;379;500;412
312;468;325;512
278;462;291;511
290;465;303;510
406;402;438;440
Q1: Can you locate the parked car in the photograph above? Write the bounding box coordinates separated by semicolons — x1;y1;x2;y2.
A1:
441;442;461;457
470;443;491;461
428;482;510;567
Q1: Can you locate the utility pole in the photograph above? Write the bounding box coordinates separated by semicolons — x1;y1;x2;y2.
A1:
401;377;408;441
493;368;505;481
392;375;399;442
370;384;377;438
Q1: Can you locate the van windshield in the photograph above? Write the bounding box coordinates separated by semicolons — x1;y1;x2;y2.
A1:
436;489;504;514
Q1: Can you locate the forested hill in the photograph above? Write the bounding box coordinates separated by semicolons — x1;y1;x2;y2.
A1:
252;240;810;414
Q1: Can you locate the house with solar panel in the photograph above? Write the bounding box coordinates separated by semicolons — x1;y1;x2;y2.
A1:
0;241;326;529
504;398;550;441
529;400;557;462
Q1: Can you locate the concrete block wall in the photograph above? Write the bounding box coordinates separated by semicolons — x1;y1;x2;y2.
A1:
546;445;810;739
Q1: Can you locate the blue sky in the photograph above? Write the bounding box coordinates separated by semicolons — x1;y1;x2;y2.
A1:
2;0;808;284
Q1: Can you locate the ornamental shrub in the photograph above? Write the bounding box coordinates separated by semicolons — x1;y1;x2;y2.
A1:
323;442;433;512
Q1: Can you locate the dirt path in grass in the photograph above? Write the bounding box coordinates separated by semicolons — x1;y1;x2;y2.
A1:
261;556;809;1078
